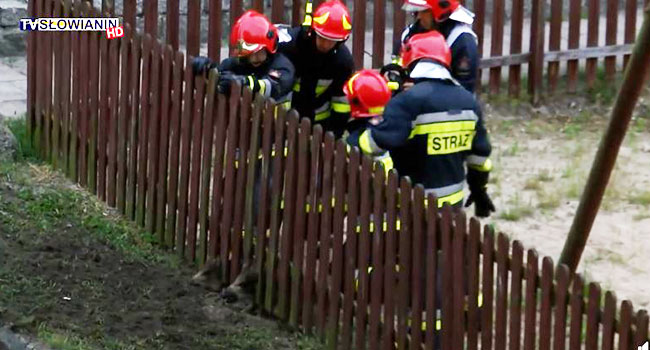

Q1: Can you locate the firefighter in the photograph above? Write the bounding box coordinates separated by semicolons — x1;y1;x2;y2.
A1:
277;0;355;138
192;10;295;107
387;0;479;93
343;69;394;173
350;31;494;216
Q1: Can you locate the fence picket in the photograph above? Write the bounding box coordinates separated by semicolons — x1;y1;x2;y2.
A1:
144;0;157;36
452;211;467;350
552;265;570;350
106;36;121;206
601;292;617;350
354;156;373;350
523;250;538;350
624;0;637;68
187;0;201;57
316;133;335;337
548;0;563;93
230;0;242;42
208;93;229;259
635;310;649;348
186;76;207;262
409;185;425;349
136;35;153;226
569;275;585;350
272;0;283;23
263;107;288;314
397;179;412;350
278;113;300;319
605;0;619;80
116;32;133;213
481;227;496;350
43;0;53;161
585;283;601;350
473;0;486;93
230;89;254;278
68;1;81;181
126;35;142;220
208;0;222;61
145;43;162;233
508;0;524;97
60;0;72;173
352;0;367;68
618;301;633;350
586;0;600;88
368;166;386;350
466;218;481;350
325;140;348;347
509;241;524;350
51;0;62;170
382;171;399;350
372;0;385;68
166;0;178;50
495;234;510;350
197;72;219;264
27;0;36;151
289;118;311;328
567;0;581;92
124;0;136;35
489;0;505;94
254;102;275;305
539;257;553;350
341;148;361;350
155;46;175;242
175;60;196;257
87;28;101;194
302;125;324;333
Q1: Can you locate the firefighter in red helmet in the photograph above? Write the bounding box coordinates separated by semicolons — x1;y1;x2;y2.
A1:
277;0;355;138
388;0;479;93
355;31;494;215
192;10;295;106
344;70;394;172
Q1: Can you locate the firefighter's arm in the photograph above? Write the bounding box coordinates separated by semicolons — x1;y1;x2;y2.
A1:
450;34;479;93
260;53;296;100
328;61;354;138
356;96;414;156
465;105;495;217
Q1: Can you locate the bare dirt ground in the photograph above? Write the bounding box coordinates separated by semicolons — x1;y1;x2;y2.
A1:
482;84;650;311
0;122;322;349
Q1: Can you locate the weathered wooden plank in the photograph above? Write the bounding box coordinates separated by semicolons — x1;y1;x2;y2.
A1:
623;0;637;68
618;301;633;350
509;241;524;350
601;291;617;350
568;275;585;350
185;76;207;262
352;0;366;68
106;36;120;207
466;218;481;350
372;0;386;68
166;0;179;50
451;210;467;350
145;42;163;232
208;0;222;61
368;165;386;350
187;0;201;57
409;186;425;349
381;171;399;350
481;227;496;350
208;92;229;258
473;0;486;92
144;0;157;36
302;125;324;333
523;250;538;350
288;118;311;328
508;0;524;97
567;0;582;92
528;0;545;103
489;0;505;94
87;28;101;194
586;0;600;88
552;265;570;350
585;283;601;350
547;0;563;92
125;34;142;220
538;257;553;350
397;179;412;350
341;148;361;350
123;0;136;35
354;156;373;350
135;35;153;225
605;0;619;80
116;31;132;213
495;233;510;350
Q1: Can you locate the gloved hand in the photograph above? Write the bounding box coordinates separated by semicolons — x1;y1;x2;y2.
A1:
380;63;407;92
192;56;216;76
217;73;247;94
465;189;496;217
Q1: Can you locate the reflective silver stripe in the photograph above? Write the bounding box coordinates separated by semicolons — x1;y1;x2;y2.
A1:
424;182;465;198
260;79;272;98
466;155;488;166
315;102;331;114
414;110;479;125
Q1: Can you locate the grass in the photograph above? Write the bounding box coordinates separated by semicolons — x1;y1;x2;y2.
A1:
629;190;650;206
536;186;561;210
498;194;535;221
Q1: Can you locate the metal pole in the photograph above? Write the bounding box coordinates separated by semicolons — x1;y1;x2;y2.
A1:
559;3;650;274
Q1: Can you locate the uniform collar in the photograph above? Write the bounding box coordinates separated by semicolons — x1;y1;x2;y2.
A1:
409;61;458;84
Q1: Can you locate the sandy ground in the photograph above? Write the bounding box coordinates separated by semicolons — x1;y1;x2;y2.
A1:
482;87;650;311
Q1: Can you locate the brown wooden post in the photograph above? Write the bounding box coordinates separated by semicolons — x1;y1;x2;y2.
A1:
488;0;505;94
208;0;222;61
548;0;563;93
372;0;386;68
167;0;179;51
508;0;524;97
605;0;619;80
559;5;650;274
144;0;157;36
528;0;545;104
624;0;637;68
566;0;581;92
352;0;366;68
586;0;600;88
187;0;201;57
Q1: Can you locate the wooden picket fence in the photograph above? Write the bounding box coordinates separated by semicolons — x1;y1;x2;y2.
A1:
27;0;650;349
87;0;648;104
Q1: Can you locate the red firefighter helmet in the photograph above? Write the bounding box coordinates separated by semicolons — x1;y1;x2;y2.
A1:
311;0;353;41
343;70;392;118
230;10;278;56
400;30;451;68
402;0;460;22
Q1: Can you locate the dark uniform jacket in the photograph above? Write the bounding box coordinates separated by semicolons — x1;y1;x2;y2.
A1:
278;26;354;138
393;19;479;93
349;62;491;207
218;53;295;104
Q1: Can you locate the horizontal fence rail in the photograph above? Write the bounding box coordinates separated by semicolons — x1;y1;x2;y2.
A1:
28;0;650;349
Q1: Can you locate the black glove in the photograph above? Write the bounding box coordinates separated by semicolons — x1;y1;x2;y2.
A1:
465;189;495;217
217;73;246;94
192;56;216;76
380;63;407;92
466;168;495;217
